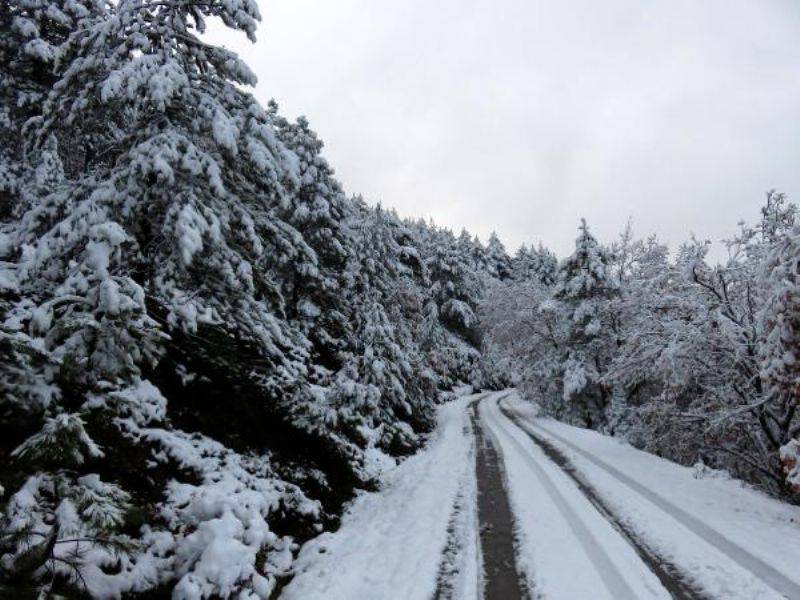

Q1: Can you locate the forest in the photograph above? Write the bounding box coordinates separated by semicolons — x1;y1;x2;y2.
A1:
0;0;798;598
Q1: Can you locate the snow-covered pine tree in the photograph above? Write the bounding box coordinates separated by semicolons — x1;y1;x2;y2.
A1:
426;230;479;340
0;0;104;221
484;231;512;281
531;243;558;285
0;1;329;596
345;203;433;441
415;224;486;389
272;108;355;372
512;243;533;280
278;198;441;493
512;242;557;285
553;219;619;428
455;228;480;270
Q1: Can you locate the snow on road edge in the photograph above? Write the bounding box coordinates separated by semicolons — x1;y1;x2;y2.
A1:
281;394;480;600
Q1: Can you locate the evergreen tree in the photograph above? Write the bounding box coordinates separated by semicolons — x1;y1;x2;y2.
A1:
272;109;355;373
553;219;619;427
0;0;104;220
426;229;481;339
512;243;533;279
417;224;486;387
484;231;512;280
343;204;433;444
0;0;322;595
513;242;557;285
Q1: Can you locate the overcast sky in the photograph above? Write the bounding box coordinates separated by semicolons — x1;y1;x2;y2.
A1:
209;0;800;257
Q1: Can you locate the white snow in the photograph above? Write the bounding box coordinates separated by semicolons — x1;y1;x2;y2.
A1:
282;393;481;600
501;392;800;600
175;204;212;266
284;390;800;600
212;109;240;155
0;263;18;292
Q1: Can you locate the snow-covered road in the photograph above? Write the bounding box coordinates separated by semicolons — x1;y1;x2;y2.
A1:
282;390;800;599
483;395;676;599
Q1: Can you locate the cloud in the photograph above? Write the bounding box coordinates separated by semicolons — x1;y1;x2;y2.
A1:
209;0;800;256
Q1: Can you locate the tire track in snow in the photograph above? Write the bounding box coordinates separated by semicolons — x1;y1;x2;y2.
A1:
432;393;486;600
432;488;474;600
469;395;528;600
513;408;800;600
497;401;706;600
483;397;641;600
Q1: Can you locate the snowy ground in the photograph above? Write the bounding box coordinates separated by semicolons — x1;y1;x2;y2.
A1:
282;394;482;600
281;390;800;600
